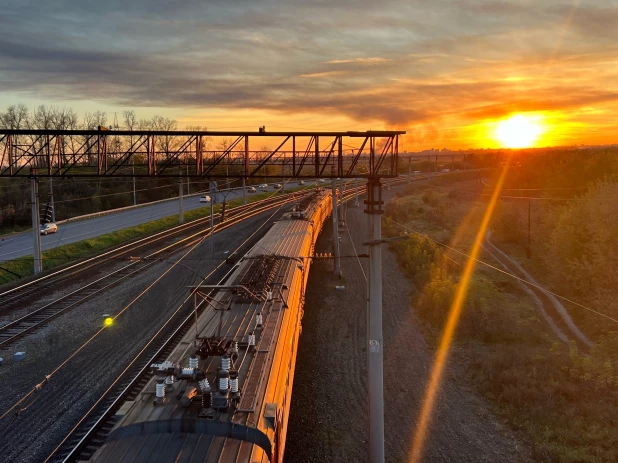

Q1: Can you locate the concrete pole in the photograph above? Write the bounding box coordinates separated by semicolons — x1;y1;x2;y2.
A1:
331;175;341;276
242;177;247;205
49;177;56;222
30;169;42;275
132;164;137;206
338;178;344;225
186;164;190;195
354;175;359;207
282;153;286;193
178;169;184;224
366;178;384;463
209;196;214;258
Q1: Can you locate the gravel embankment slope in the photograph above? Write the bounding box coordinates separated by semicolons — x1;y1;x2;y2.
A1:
0;207;286;463
287;189;529;462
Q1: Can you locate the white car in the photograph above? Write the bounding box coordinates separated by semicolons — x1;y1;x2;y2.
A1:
40;223;58;235
258;184;269;191
273;183;282;189
199;195;212;203
318;179;327;184
247;186;257;193
414;170;421;174
298;180;306;185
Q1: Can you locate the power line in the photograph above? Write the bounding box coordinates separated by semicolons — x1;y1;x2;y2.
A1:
382;215;618;325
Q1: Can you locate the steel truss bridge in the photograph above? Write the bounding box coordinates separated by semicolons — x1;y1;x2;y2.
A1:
0;129;404;178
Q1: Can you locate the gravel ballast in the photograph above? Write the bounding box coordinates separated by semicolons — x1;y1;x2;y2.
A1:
0;207;288;463
286;188;529;462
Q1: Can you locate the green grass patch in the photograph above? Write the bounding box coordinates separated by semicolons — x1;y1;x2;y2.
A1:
384;181;618;463
0;186;314;286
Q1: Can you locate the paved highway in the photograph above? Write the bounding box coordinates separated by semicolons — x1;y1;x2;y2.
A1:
0;180;320;262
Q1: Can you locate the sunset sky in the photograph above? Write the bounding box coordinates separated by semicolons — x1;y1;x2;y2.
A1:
1;0;617;150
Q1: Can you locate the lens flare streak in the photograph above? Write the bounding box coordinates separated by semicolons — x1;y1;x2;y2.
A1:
409;165;511;463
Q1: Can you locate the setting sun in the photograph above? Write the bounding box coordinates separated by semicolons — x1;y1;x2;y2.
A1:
494;114;544;148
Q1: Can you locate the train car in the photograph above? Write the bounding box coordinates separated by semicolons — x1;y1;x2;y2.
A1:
90;189;332;463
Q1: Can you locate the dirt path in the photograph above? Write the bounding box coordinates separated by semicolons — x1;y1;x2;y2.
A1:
483;231;592;347
287;191;528;462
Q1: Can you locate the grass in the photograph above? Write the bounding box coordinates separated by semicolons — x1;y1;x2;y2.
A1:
383;181;618;463
0;186;313;286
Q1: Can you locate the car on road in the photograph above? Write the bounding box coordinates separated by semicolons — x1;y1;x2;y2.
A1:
259;184;269;191
414;170;421;174
247;186;257;193
318;179;327;184
298;180;305;185
273;183;282;189
199;195;212;203
40;223;58;235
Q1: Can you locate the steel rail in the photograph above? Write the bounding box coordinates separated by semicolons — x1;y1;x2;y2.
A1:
0;192;312;348
43;178;411;462
48;202;291;463
0;189;313;307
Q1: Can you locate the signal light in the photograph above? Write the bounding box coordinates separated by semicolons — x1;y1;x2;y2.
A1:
40;203;53;224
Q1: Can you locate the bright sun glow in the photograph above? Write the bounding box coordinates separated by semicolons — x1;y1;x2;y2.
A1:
494;114;543;148
104;317;113;327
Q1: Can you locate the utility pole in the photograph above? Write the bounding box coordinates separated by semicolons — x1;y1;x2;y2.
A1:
365;177;384;463
178;168;184;224
30;168;42;275
48;178;56;222
331;170;341;277
132;161;137;206
354;173;359;207
339;178;344;225
209;194;215;258
242;177;247;205
282;153;286;193
186;163;190;195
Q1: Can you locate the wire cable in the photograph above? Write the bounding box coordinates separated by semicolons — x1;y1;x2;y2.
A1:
382;215;618;325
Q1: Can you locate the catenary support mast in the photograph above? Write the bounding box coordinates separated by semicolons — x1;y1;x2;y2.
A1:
365;177;384;463
30;169;42;274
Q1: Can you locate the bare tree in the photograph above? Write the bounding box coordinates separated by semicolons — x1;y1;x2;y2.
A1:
0;104;29;129
122;110;137;131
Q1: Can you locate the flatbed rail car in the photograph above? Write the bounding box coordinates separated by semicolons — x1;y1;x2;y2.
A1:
90;189;332;463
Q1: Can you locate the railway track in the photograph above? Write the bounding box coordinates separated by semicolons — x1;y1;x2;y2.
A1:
0;189;312;309
44;182;401;463
45;211;272;463
0;190;313;349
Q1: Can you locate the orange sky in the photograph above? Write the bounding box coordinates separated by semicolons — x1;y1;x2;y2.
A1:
1;0;617;150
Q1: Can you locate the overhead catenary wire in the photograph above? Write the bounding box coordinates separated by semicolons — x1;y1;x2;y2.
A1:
42;199;290;462
382;215;618;325
0;191;295;437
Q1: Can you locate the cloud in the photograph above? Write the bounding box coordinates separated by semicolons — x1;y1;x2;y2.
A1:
326;58;391;64
1;0;618;148
300;71;346;78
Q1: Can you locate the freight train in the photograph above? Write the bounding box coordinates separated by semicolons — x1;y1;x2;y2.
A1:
90;189;332;463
